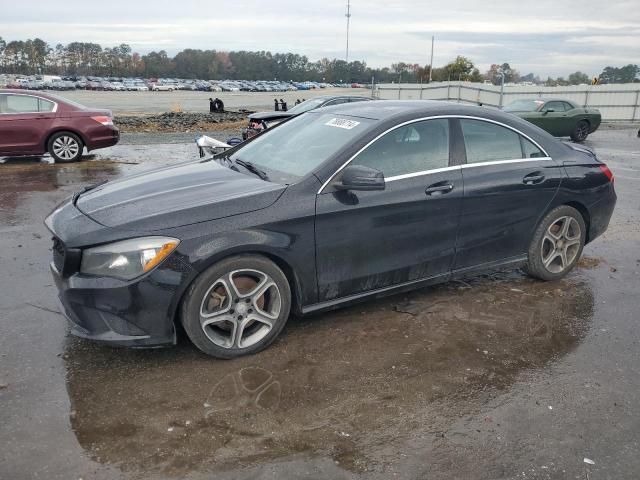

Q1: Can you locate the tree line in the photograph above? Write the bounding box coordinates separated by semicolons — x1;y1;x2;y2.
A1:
0;37;637;85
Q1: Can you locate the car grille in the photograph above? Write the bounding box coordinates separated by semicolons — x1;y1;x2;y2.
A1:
52;237;65;273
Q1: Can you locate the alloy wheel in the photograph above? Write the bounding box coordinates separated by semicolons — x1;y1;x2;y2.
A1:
52;136;80;161
199;269;282;349
541;216;582;274
576;122;589;141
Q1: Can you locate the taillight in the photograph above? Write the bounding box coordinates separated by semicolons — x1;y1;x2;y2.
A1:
599;165;614;183
91;116;113;126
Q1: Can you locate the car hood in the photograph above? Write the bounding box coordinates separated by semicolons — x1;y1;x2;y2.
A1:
75;160;285;231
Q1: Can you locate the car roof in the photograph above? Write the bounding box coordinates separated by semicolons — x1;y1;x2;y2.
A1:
512;98;577;105
316;100;504;121
308;95;371;102
541;98;578;106
0;89;62;102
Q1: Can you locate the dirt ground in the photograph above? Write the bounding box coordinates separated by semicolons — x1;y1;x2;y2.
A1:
0;127;639;480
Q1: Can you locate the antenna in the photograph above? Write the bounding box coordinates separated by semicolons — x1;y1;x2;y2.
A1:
345;0;351;62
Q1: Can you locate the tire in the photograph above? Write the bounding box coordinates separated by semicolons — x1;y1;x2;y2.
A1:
570;120;590;142
47;131;83;163
181;255;291;359
526;205;586;281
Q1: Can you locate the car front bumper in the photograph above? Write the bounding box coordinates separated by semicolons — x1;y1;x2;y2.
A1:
50;253;195;348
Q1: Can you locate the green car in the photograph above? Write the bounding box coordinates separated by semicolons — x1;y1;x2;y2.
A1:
503;99;601;142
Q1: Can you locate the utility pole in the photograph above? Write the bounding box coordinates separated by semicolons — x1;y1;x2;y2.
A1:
345;0;352;62
429;35;434;83
499;70;505;107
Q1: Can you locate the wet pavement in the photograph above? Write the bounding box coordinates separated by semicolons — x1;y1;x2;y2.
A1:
1;128;639;479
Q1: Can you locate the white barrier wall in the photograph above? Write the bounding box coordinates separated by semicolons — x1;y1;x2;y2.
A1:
375;82;640;122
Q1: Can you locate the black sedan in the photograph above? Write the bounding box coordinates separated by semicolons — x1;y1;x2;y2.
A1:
46;101;616;358
242;95;371;139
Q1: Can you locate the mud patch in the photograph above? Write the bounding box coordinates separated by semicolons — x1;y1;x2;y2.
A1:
578;256;604;269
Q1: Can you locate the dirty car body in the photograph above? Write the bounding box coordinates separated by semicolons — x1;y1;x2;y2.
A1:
45;101;616;353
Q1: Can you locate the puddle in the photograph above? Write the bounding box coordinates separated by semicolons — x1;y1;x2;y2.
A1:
63;273;594;476
0;144;200;226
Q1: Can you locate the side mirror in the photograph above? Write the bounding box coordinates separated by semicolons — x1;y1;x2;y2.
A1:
543;108;555;114
334;165;385;191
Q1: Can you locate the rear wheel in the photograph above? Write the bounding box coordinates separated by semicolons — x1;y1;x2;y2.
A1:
526;205;586;281
48;132;83;163
181;255;291;359
570;120;590;142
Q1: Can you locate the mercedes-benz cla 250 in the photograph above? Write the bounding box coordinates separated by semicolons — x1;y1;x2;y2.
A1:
46;101;616;358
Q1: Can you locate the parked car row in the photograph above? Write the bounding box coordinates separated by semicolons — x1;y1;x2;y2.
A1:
0;74;363;93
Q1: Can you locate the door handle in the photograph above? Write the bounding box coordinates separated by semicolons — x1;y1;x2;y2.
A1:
425;182;454;196
523;172;545;185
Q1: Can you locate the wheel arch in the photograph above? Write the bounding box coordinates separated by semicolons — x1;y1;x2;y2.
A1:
171;248;306;335
564;200;592;243
44;128;87;152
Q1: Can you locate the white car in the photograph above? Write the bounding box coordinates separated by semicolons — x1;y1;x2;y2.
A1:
151;84;176;92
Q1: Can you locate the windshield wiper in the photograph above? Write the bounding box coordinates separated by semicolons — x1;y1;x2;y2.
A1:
234;159;269;181
215;155;269;181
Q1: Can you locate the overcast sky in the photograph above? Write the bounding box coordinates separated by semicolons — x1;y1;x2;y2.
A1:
1;0;638;77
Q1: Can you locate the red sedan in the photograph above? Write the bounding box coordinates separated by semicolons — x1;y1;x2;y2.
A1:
0;89;119;163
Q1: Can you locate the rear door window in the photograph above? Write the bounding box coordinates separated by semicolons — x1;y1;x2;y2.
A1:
460;119;523;163
38;98;55;112
460;119;546;162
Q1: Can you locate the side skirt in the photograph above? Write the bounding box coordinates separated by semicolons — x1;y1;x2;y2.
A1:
301;255;528;315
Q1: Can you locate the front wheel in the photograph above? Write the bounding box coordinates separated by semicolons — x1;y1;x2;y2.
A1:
181;255;291;358
48;132;83;163
570;120;590;142
526;205;586;281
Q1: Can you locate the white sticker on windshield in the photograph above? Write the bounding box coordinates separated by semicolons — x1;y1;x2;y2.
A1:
325;118;360;130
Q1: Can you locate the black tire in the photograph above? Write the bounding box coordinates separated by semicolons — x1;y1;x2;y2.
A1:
181;254;291;359
526;205;586;281
47;131;84;163
570;120;590;142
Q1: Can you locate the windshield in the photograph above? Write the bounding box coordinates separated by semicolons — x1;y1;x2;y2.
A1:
504;99;545;112
229;112;374;178
287;98;325;114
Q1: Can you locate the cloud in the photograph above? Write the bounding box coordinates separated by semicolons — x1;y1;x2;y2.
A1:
0;0;638;77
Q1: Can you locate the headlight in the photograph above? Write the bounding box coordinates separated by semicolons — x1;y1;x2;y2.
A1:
80;237;180;280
